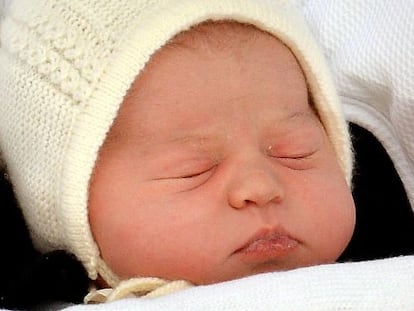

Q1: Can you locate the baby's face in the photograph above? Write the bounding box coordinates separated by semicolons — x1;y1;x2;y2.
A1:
89;23;355;285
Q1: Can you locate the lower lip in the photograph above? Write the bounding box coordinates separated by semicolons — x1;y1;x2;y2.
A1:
235;234;298;262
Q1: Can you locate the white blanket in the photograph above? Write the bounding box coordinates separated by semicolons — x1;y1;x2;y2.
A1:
63;256;414;310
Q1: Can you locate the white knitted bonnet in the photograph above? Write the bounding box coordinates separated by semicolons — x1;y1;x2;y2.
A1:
0;0;352;286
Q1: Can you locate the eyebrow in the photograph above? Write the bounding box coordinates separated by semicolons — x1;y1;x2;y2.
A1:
165;110;318;145
265;108;319;126
260;110;320;138
106;105;319;154
163;131;220;149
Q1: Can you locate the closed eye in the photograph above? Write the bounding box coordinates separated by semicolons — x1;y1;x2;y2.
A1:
277;153;312;160
274;151;317;170
151;166;215;192
169;166;216;191
179;168;213;179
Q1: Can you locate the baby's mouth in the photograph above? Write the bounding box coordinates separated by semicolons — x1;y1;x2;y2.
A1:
234;228;298;262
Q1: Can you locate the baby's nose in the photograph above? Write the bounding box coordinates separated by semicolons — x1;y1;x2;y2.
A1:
227;164;284;209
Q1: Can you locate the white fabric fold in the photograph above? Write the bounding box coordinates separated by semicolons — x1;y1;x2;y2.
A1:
64;256;414;310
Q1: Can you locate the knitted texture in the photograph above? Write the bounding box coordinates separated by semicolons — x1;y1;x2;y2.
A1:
302;0;414;209
0;0;351;288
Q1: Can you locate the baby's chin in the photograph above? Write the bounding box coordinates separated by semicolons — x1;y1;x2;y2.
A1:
190;256;341;285
186;263;302;286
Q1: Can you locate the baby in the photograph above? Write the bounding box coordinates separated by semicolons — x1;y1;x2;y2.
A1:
0;0;355;303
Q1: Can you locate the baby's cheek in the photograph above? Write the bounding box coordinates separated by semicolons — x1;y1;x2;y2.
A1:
338;198;356;253
321;160;356;259
324;195;356;262
300;173;355;263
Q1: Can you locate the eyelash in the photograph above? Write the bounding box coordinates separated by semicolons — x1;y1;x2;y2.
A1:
272;151;317;169
153;166;215;192
175;163;218;182
179;168;212;179
173;150;316;177
162;167;215;191
276;153;313;159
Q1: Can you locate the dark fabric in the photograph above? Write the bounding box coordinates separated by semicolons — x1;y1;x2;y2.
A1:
339;123;414;261
0;171;89;310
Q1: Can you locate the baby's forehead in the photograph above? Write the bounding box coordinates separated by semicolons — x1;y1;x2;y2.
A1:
119;20;310;126
136;21;303;89
125;22;266;100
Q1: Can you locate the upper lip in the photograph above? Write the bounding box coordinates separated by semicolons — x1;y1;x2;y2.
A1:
234;227;298;254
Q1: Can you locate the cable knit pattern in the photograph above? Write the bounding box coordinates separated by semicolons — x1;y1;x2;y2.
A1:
4;2;91;103
0;0;350;298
